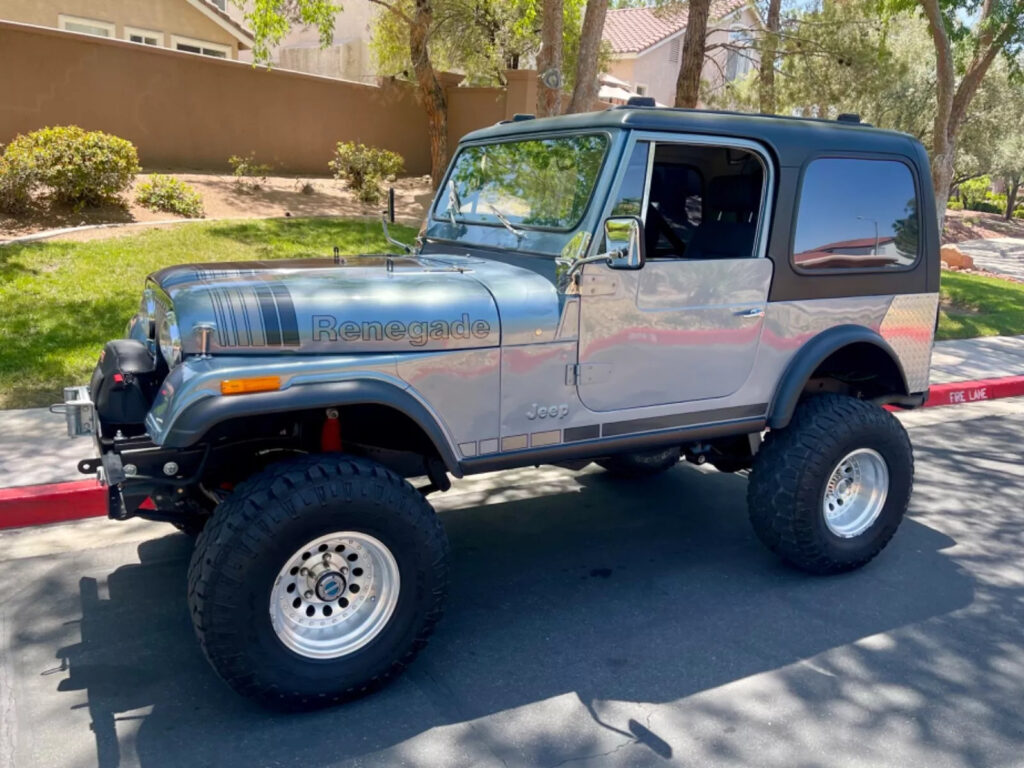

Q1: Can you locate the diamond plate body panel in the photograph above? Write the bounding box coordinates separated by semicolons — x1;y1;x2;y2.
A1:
879;293;939;393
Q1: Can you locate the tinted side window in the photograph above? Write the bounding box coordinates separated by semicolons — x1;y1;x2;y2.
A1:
793;158;919;271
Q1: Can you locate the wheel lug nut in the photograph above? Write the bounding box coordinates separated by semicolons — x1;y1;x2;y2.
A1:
304;590;313;600
299;567;309;576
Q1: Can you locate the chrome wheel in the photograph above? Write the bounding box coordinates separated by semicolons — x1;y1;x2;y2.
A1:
822;448;890;538
269;531;400;659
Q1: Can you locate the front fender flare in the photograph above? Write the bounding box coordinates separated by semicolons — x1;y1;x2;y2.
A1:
159;379;462;476
767;324;909;430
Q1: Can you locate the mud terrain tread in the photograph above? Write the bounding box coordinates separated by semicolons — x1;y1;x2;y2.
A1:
747;394;913;575
187;454;449;709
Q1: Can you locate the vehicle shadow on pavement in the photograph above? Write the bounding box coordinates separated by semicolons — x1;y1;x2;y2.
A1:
53;463;975;768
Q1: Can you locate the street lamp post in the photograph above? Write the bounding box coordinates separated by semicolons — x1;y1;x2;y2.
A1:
857;215;879;254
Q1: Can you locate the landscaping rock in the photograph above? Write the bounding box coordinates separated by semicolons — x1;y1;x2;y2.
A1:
941;244;975;270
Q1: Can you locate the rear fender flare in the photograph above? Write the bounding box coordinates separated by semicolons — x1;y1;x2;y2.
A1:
767;325;909;429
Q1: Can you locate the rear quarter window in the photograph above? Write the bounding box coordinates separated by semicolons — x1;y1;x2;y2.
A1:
792;158;920;271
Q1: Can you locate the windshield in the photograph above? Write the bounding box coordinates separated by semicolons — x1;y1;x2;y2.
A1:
436;134;609;231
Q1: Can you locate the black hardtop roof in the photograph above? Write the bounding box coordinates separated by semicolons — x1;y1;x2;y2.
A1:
460;106;923;166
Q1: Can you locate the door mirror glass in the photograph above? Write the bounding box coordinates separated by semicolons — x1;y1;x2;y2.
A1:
604;216;645;269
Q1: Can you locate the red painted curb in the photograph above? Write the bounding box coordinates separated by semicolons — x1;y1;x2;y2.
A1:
2;374;1024;531
0;479;105;530
921;375;1024;408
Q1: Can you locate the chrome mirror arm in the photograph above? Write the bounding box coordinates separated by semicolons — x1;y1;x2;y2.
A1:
556;250;621;286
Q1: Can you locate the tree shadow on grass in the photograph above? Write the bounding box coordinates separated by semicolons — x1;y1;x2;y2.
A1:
0;294;129;408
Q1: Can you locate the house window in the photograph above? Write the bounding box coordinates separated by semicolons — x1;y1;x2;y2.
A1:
669;38;681;64
208;0;228;10
793;158;920;271
725;26;753;82
57;14;115;38
634;84;648;96
171;35;231;58
124;27;162;46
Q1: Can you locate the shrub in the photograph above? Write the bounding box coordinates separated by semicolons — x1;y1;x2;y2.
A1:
2;126;139;208
0;150;37;213
958;175;991;210
947;200;964;211
329;142;404;204
228;152;272;192
135;174;204;218
1015;208;1024;220
967;200;1002;214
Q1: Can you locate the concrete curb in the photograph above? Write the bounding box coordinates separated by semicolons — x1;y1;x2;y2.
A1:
3;374;1024;531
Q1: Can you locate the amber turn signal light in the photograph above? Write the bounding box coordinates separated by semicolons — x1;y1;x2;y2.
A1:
220;376;281;396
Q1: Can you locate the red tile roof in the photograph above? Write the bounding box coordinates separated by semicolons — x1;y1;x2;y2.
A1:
603;0;749;55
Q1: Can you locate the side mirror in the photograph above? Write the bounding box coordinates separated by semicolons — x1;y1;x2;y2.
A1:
604;216;645;270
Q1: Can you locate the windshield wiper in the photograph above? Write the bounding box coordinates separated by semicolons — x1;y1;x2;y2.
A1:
485;202;525;242
446;180;461;227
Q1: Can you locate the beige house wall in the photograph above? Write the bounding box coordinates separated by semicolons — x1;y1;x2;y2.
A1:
0;21;526;177
606;5;762;108
232;0;377;81
0;0;243;56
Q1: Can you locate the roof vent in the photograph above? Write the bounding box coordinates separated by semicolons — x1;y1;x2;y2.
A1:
627;96;656;107
837;113;861;123
499;113;536;124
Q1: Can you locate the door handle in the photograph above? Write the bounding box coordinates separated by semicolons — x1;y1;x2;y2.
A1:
735;307;765;318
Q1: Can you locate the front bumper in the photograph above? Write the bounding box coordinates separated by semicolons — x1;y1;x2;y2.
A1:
54;384;206;520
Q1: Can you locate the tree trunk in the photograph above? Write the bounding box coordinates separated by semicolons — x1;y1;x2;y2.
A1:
1006;175;1020;221
409;0;448;187
919;0;1014;226
675;0;711;108
567;0;609;114
536;0;565;116
758;0;781;114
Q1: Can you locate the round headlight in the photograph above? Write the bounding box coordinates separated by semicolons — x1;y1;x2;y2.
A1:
158;310;182;367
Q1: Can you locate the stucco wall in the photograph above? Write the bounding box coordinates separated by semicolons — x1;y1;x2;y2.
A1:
0;21;526;177
0;0;241;56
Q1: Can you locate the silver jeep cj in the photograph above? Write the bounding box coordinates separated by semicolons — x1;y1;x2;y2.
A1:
59;106;939;709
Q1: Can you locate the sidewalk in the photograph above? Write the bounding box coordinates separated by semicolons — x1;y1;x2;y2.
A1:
1;334;1023;491
955;238;1024;281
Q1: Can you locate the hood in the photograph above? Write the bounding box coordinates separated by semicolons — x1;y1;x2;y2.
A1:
149;253;559;356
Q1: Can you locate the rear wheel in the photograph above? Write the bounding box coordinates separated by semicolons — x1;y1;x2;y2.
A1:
187;454;449;709
747;394;913;574
596;446;681;478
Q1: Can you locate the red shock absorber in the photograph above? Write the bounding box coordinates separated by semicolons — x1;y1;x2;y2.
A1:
321;408;342;452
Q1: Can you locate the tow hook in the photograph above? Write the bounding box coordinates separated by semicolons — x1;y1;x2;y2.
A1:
684;443;710;465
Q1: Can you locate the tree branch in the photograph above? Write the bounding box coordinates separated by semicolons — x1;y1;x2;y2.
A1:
367;0;414;27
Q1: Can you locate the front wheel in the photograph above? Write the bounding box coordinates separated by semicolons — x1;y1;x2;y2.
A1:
747;394;913;574
187;454;449;710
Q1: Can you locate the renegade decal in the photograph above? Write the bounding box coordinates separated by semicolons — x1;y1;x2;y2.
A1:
311;314;492;347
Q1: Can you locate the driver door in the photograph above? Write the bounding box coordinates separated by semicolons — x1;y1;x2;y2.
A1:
576;138;773;412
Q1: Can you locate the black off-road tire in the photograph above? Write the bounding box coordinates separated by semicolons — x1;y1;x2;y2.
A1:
187;454;449;710
748;394;913;575
596;446;681;478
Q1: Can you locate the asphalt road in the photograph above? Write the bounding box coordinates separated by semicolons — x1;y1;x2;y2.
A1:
2;399;1023;768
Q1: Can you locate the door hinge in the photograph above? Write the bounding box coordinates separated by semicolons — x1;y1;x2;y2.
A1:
566;363;612;386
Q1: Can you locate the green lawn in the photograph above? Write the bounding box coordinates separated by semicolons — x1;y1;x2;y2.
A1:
0;218;416;409
938;270;1024;340
1;222;1020;409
